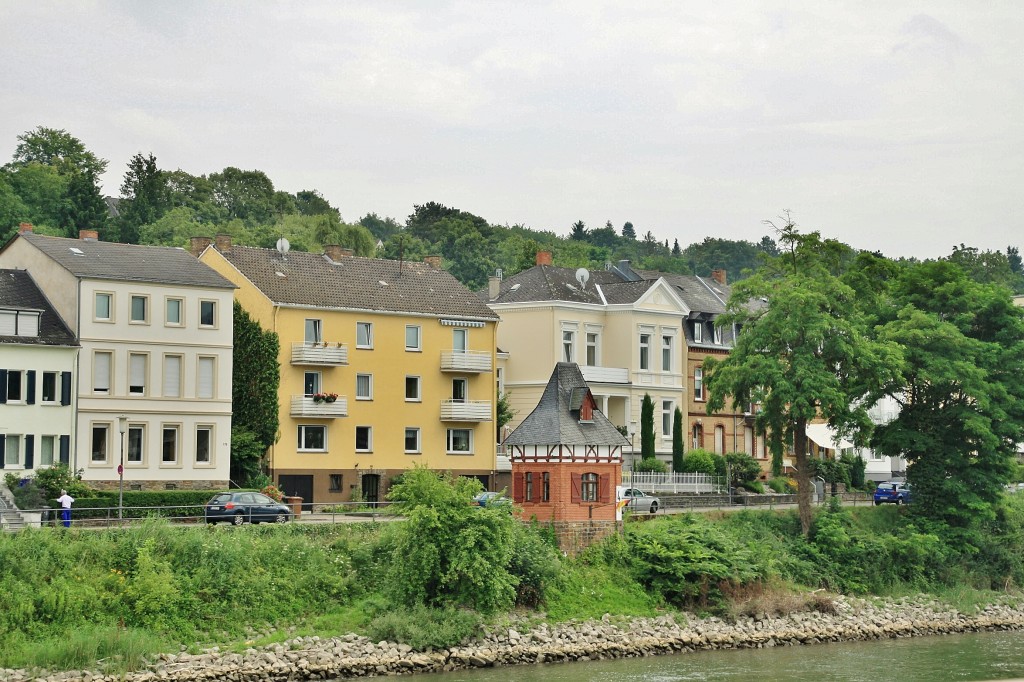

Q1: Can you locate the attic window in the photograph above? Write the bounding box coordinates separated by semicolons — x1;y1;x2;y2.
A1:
379;280;389;286
510;283;521;291
275;271;286;278
69;247;85;256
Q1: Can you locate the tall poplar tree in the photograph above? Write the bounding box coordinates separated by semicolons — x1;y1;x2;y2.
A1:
640;393;656;460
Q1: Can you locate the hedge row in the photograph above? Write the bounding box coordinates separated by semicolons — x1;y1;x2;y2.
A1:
45;490;224;520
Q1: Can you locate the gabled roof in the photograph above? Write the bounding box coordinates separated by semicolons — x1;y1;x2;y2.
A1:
0;269;78;346
483;265;626;305
633;269;730;315
14;233;235;289
504;362;630;447
215;245;498;320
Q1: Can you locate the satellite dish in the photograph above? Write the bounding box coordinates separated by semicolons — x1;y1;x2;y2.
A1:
276;238;290;256
575;268;590;288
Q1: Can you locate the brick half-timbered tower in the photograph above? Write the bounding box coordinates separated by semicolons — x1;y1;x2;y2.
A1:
505;363;629;548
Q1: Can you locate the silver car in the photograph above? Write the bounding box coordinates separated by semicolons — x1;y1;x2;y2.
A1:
621;488;661;514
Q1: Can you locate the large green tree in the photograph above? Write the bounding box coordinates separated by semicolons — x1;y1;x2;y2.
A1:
704;221;900;535
870;261;1024;530
640;393;656;461
60;170;109;238
118;153;169;244
11;126;107;177
231;301;280;482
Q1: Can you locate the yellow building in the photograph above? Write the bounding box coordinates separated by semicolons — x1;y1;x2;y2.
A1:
197;236;500;505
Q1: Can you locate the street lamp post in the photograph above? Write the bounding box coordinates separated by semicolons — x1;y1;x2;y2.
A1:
117;415;127;520
629;420;638;471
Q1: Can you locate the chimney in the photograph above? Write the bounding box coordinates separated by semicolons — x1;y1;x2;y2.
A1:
535;250;552;266
711;269;727;285
18;222;33;234
488;275;501;300
189;236;213;257
79;229;99;241
324;244;343;262
215;234;232;252
424;255;441;269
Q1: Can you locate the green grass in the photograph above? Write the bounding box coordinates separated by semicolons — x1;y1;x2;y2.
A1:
544;562;660;622
3;625;167;674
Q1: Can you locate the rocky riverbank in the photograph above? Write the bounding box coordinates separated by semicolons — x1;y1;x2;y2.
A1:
6;595;1024;682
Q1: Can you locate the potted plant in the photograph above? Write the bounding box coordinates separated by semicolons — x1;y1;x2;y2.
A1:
312;392;327;404
324;392;339;403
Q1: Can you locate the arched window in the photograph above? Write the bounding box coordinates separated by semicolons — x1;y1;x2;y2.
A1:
714;425;725;454
692;423;703;450
581;472;598;502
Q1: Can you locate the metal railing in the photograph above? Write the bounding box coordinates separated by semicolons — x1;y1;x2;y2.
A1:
622;471;725;494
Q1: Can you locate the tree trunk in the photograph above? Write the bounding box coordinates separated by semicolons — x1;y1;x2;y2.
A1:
793;417;812;536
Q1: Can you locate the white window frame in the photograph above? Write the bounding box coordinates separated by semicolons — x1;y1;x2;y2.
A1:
404;427;421;454
199;299;217;328
4;370;23;402
639;333;651;370
586;332;599;366
304;371;322;396
356;322;373;349
161;424;180;465
195;425;213;464
356;373;373;400
3;434;21;467
452;328;467;354
405;375;421;402
127;423;145;464
662;400;674;437
355;426;372;452
562;329;575;362
452;377;468;402
94;292;113;322
694;367;704;401
129;352;148;396
130;294;149;324
94;351;112;394
91;423;109;463
305;318;322;344
41;371;58;403
693;321;703;344
165;297;183;326
713;324;723;345
405;325;421;351
297;424;327;452
39;435;56;467
163;354;182;398
446;428;473;454
662;334;673;373
197;356;216;399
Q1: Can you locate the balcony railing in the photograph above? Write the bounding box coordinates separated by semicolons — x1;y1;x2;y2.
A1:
291;342;348;366
440;350;492;373
440;399;492;421
580;365;629;384
290;395;348;418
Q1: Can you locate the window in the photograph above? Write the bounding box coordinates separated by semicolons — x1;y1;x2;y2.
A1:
662;335;673;373
305;319;322;344
713;324;723;345
4;435;20;467
356;322;373;348
94;352;112;394
329;474;342;492
542;472;551;502
525;472;533;501
91;424;109;463
5;370;22;402
693;321;703;343
744;426;754;456
197;357;215;399
452;378;467;402
127;425;144;463
452;328;467;353
0;310;39;336
586;332;598;366
405;325;421;351
694;367;703;401
714;425;725;454
162;426;179;464
41;371;58;403
129;353;147;395
404;428;421;453
196;427;212;463
304;371;322;396
199;300;216;327
166;298;183;325
297;425;326;451
562;330;574;362
692;423;703;450
163;355;181;398
95;292;112;321
662;400;673;437
39;435;55;467
130;295;148;323
405;376;421;401
447;428;472;454
356;373;373;400
639;333;651;370
581;472;598;502
355;426;372;452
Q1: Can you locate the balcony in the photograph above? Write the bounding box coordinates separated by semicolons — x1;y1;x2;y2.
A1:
440;350;492;373
580;365;630;384
290;395;348;418
440;399;492;421
291;342;348;366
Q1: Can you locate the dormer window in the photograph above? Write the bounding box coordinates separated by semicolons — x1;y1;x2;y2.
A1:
0;309;40;337
713;325;722;345
693;322;703;343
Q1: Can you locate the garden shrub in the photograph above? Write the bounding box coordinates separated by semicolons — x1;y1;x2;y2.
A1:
365;605;482;650
633;457;668;473
766;478;788;494
681;449;716;475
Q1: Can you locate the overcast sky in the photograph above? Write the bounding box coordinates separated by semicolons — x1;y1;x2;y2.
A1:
2;2;1021;259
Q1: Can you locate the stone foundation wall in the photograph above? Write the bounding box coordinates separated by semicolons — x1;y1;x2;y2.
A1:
547;519;622;555
88;480;228;492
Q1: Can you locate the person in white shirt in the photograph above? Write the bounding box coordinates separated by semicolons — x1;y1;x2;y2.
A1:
56;489;74;527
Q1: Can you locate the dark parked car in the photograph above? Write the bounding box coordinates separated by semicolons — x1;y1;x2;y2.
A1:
205;491;293;525
873;482;911;506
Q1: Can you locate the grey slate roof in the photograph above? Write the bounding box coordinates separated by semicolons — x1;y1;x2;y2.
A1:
218;245;499;320
17;233;235;289
504;363;630;447
484;265;648;305
634;269;730;315
0;269;78;346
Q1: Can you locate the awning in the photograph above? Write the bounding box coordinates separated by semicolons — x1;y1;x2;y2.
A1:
805;423;854;450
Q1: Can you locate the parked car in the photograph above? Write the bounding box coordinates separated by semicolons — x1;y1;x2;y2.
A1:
472;491;511;507
205;491;293;525
620;487;661;514
873;482;911;505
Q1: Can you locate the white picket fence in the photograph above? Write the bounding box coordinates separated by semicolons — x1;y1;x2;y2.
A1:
621;471;725;494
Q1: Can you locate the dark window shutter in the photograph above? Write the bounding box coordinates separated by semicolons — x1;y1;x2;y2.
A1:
598;473;608;503
512;472;525;502
24;434;34;469
59;435;70;465
26;370;36;405
0;435;5;468
571;472;582;504
61;372;72;405
0;369;7;403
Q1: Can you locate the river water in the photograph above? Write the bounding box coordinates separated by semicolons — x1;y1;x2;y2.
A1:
411;631;1024;681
